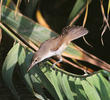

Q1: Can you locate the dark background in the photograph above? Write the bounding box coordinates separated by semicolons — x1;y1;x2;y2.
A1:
0;0;110;99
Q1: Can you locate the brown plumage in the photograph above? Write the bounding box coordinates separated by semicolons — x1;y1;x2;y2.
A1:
27;25;88;71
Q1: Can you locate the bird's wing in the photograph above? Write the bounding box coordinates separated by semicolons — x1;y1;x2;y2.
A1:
51;26;88;51
50;35;65;51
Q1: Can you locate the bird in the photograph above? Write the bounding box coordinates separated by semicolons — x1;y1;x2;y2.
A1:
27;25;88;71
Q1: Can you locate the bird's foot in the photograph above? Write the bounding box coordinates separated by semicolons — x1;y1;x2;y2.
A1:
51;63;56;70
83;70;88;76
51;55;62;71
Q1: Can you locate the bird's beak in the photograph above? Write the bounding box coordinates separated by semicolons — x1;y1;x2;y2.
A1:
27;62;35;72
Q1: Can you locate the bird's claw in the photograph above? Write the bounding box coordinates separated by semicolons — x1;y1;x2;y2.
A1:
84;70;88;75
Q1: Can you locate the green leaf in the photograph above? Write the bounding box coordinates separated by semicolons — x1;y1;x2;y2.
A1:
101;70;110;80
41;67;64;100
60;74;75;100
53;71;68;100
74;78;87;100
18;46;59;99
68;0;91;23
1;5;57;44
1;5;83;59
81;78;101;100
2;4;110;100
33;66;59;100
2;43;20;100
3;0;15;10
87;73;110;100
30;75;47;100
18;46;33;92
18;46;46;100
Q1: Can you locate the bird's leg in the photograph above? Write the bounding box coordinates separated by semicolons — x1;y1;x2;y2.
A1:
52;55;62;68
83;69;88;75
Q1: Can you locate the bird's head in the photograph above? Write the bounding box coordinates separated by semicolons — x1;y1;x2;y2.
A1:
27;56;41;72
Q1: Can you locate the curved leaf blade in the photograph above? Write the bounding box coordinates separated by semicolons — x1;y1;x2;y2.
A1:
81;79;101;100
2;43;20;100
60;74;75;100
68;0;87;23
42;68;64;100
1;5;83;60
33;66;59;100
87;73;110;100
18;46;46;100
74;78;87;100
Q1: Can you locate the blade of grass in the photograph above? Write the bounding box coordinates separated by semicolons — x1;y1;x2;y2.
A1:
75;45;110;72
100;0;110;30
44;69;64;100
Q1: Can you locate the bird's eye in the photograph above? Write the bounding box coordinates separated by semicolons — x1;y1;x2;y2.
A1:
35;59;37;62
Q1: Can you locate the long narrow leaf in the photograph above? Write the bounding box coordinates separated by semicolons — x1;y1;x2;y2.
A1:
87;73;110;100
18;46;46;100
2;5;110;72
68;0;88;23
61;74;75;100
74;78;88;100
2;43;20;100
42;68;64;100
81;79;101;100
1;5;83;59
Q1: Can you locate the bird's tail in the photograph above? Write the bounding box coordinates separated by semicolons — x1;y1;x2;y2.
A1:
62;26;88;42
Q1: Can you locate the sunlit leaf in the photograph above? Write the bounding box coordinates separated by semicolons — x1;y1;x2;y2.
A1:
1;5;81;59
74;78;87;100
58;74;75;100
81;78;101;100
87;73;110;100
2;5;110;73
1;3;110;100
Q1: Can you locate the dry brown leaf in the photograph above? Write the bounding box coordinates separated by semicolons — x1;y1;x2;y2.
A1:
100;0;110;45
69;7;85;26
75;44;110;72
82;1;93;47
